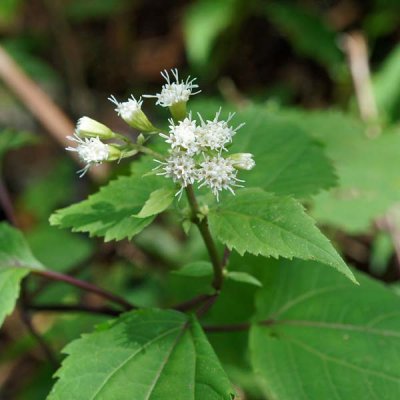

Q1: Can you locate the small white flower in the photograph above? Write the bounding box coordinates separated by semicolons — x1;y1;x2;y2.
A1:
108;95;156;132
66;134;109;177
198;155;243;200
76;116;113;139
109;95;142;122
197;110;244;151
229;153;256;170
144;68;200;107
155;151;198;197
160;115;199;155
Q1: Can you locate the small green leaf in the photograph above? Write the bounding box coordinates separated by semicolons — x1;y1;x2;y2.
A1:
135;187;175;218
0;223;45;327
50;158;172;242
0;129;36;162
172;261;213;277
208;189;356;283
48;309;234;399
225;271;262;287
250;257;400;400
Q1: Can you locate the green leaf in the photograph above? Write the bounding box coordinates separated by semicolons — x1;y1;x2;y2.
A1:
50;158;172;242
135;187;175;218
225;271;262;287
172;261;213;278
184;0;238;69
0;223;45;327
48;309;234;400
0;129;36;162
250;257;400;400
279;109;400;233
374;43;400;121
191;102;337;198
208;189;356;283
264;3;342;71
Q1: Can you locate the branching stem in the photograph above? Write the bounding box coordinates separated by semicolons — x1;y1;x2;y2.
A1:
32;269;135;311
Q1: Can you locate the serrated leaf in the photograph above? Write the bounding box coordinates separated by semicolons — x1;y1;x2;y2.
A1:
172;261;213;278
191;102;337;198
225;271;262;287
50;158;172;242
0;223;45;327
208;189;356;283
135;187;175;218
48;309;234;400
249;257;400;400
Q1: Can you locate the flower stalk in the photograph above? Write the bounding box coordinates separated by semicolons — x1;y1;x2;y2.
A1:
185;185;224;291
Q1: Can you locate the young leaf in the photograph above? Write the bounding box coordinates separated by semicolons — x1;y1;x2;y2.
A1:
225;271;262;287
208;189;356;283
250;257;400;400
48;309;234;400
172;261;213;277
50;158;173;242
0;223;45;327
135;187;175;218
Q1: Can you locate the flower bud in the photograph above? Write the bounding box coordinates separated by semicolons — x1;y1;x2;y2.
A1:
109;95;157;132
136;133;146;145
229;153;255;170
75;117;115;139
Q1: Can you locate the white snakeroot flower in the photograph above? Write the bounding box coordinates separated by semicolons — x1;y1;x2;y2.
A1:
144;68;200;107
156;151;198;198
109;95;142;121
160;115;199;155
108;95;155;132
198;155;243;201
197;110;244;151
66;134;109;177
76;116;113;139
229;153;256;170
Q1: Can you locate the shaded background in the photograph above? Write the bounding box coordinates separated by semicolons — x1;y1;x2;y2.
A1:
1;0;400;398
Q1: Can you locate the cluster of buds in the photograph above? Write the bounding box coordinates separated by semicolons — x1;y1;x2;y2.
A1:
66;68;255;200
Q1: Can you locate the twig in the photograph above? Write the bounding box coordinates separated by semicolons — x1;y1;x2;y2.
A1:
27;303;120;317
340;31;380;137
19;282;59;368
31;269;135;311
173;293;216;312
203;322;250;333
185;185;224;291
0;177;18;226
0;45;107;181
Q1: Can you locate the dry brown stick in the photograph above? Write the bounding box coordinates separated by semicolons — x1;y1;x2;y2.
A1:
0;45;108;181
340;31;380;137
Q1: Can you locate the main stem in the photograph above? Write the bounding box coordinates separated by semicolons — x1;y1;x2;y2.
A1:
185;185;224;291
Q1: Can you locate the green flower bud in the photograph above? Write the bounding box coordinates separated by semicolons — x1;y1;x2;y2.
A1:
75;117;115;139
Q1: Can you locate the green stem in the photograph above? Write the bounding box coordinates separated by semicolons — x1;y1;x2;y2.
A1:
185;185;224;291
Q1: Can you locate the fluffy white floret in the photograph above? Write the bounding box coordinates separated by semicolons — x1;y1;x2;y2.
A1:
66;134;109;176
198;155;243;201
144;69;200;107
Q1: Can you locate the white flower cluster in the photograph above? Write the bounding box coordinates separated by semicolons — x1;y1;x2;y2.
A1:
156;110;254;200
65;68;255;192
